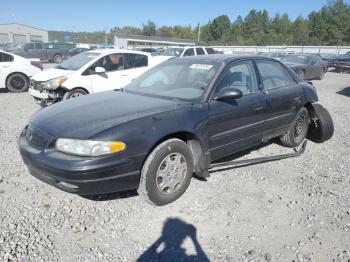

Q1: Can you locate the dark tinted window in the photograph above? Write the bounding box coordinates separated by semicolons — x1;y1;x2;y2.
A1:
216;60;258;95
126;54;148;68
35;43;43;49
183;48;195;56
205;48;215;54
196;48;205;55
25;43;35;49
256;60;295;90
0;52;14;62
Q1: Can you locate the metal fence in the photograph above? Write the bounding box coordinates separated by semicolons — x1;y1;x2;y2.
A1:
212;46;350;55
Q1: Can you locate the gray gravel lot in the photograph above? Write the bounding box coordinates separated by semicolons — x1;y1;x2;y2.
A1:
0;72;349;261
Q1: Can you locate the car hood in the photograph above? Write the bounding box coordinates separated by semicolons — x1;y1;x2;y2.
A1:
30;91;184;139
32;68;75;81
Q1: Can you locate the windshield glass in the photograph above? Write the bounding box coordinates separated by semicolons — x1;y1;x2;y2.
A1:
124;60;222;101
55;52;100;70
161;48;184;57
281;55;309;64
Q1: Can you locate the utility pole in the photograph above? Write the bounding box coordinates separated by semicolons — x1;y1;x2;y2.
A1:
197;23;201;44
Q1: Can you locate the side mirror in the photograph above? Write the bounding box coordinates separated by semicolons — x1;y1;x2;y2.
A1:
95;66;106;74
214;87;243;101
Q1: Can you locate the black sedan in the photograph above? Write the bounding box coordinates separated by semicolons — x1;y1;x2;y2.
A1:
280;54;328;80
19;55;333;205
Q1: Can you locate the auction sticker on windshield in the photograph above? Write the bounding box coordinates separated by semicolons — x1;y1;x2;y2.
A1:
190;64;213;70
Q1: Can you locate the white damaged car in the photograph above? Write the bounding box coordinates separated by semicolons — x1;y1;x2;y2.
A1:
29;49;171;106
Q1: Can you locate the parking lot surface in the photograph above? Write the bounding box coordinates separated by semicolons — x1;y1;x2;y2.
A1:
0;72;349;261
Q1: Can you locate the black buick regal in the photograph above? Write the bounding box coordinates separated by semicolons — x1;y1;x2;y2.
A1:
19;55;334;206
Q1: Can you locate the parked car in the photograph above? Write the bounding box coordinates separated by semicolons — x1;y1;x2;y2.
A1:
334;57;350;73
19;55;334;205
68;47;90;57
29;49;171;106
5;42;72;63
0;50;42;92
280;54;328;80
161;46;216;57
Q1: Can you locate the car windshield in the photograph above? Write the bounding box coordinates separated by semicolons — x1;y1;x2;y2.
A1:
281;55;310;64
161;48;184;57
55;52;100;70
124;60;222;101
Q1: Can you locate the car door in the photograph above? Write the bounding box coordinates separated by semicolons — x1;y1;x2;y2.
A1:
24;43;36;58
34;43;45;60
0;52;14;88
255;59;304;139
207;60;267;161
124;53;149;82
87;53;130;93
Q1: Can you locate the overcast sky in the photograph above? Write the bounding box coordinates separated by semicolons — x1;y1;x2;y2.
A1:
1;0;347;31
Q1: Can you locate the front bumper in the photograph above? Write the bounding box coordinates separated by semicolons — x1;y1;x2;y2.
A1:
19;127;144;195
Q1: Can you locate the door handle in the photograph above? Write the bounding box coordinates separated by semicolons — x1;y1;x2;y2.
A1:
253;104;264;111
121;74;127;77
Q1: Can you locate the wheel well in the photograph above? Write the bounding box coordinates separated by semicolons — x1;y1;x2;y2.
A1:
67;87;90;94
147;131;208;177
5;72;29;86
54;53;62;57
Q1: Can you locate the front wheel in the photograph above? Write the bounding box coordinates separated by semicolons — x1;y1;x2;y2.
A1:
296;69;305;80
138;138;193;206
62;88;88;100
280;107;309;147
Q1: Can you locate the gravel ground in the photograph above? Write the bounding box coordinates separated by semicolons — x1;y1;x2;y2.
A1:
0;72;349;262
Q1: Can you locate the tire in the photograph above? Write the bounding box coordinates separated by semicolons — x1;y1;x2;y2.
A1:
296;69;305;80
307;104;334;143
280;107;309;148
53;54;63;63
6;73;29;92
138;138;194;206
62;88;88;100
318;69;326;80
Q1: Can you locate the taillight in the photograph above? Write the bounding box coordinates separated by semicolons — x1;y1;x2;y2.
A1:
31;61;43;71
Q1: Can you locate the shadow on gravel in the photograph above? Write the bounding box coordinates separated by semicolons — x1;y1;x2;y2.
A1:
79;190;138;201
137;218;209;262
337;86;350;97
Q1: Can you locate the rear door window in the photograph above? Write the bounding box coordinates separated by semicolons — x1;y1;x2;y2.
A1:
183;48;195;57
196;48;205;55
255;60;296;90
0;52;14;62
126;53;148;69
205;48;215;54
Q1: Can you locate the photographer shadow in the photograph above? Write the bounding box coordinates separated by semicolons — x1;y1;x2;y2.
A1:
137;218;209;262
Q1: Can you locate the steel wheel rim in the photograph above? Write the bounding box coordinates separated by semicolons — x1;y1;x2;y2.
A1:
156;152;187;194
294;115;305;139
10;77;25;90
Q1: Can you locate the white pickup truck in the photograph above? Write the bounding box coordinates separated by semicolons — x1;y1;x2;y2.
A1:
29;49;170;106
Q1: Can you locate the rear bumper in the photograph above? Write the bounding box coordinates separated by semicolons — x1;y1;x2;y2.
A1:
19;131;144;195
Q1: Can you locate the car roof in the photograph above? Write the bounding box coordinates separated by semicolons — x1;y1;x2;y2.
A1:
171;54;270;64
85;48;150;56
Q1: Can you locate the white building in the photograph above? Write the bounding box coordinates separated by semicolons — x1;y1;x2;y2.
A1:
0;23;48;44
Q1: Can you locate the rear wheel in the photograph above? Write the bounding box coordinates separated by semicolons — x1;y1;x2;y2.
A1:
62;88;88;100
307;104;334;143
280;107;309;147
6;73;29;92
53;54;63;63
138;138;193;206
318;69;326;80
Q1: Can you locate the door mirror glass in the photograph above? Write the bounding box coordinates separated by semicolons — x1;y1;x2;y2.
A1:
95;66;106;74
214;87;243;101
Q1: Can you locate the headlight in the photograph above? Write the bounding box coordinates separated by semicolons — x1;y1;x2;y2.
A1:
44;77;67;90
55;139;126;156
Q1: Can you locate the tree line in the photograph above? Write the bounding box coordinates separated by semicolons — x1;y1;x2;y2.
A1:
49;0;350;46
